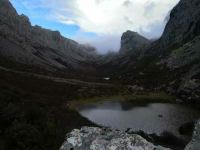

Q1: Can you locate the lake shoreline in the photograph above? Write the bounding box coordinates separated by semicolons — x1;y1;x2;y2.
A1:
69;95;200;150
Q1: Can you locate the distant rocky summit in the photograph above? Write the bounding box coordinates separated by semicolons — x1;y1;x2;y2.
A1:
60;127;170;150
119;30;151;54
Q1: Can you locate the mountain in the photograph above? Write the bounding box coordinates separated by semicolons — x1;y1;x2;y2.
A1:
102;0;200;101
0;0;97;74
148;0;200;101
97;31;151;78
0;0;199;101
119;30;151;54
158;0;200;52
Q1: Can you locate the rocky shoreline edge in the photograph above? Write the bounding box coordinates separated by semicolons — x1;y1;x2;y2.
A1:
59;120;200;150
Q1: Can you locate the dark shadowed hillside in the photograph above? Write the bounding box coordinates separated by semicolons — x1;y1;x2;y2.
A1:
0;0;98;76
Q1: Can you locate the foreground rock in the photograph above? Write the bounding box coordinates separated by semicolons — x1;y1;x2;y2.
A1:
60;127;170;150
185;120;200;150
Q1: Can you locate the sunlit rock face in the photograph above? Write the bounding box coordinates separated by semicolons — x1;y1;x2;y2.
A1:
60;127;170;150
0;0;97;72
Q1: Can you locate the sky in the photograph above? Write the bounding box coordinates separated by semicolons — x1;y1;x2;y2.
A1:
10;0;180;53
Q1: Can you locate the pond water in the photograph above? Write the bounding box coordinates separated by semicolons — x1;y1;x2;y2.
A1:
77;100;200;140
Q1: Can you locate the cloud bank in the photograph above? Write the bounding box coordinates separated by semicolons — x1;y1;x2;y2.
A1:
11;0;180;53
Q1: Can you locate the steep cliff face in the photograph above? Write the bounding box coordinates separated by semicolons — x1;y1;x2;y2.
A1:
158;0;200;52
155;0;200;101
97;31;151;78
119;30;151;54
0;0;97;72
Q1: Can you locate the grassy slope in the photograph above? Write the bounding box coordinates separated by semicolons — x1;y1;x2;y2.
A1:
69;92;175;110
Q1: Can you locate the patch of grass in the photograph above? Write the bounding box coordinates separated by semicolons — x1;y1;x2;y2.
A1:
122;92;175;104
68;92;175;109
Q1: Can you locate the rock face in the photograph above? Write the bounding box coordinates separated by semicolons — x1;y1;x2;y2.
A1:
158;0;200;52
154;0;200;101
185;120;200;150
162;36;200;101
0;0;97;72
119;30;151;54
60;127;170;150
104;0;200;102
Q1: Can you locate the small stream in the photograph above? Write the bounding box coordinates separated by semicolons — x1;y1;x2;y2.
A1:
77;99;200;141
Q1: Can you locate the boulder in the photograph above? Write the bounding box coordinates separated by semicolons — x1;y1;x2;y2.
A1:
60;127;170;150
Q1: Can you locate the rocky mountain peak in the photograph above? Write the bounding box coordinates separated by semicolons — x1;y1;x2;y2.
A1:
119;30;151;54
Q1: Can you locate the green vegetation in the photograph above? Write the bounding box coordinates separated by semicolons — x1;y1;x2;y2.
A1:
123;92;175;103
69;92;175;109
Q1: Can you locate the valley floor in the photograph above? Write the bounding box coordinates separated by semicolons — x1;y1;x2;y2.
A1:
0;65;122;150
0;65;196;150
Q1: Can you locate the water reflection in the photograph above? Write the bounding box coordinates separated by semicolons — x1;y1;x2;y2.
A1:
78;101;200;140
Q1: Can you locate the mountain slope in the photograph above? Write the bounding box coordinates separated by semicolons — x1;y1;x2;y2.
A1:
159;0;200;52
101;0;200;101
152;0;200;101
0;0;97;73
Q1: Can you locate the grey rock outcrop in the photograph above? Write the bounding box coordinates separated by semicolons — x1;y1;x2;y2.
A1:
60;127;170;150
120;30;151;55
185;120;200;150
0;0;97;72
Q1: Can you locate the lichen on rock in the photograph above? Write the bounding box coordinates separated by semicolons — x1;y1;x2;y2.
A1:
60;127;171;150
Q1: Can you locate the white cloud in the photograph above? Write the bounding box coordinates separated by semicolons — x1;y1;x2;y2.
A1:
73;0;179;52
12;0;180;52
52;0;179;36
28;0;180;36
74;32;121;54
